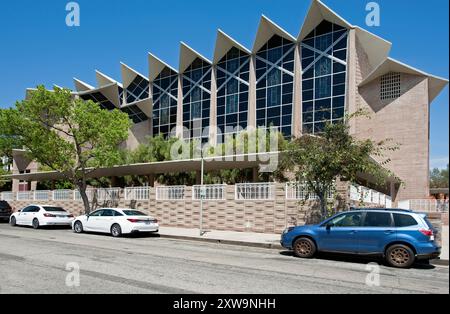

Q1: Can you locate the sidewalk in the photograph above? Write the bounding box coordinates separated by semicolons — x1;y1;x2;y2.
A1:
159;226;283;249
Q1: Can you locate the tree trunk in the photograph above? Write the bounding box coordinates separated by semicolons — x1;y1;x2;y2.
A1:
77;180;91;214
318;192;328;220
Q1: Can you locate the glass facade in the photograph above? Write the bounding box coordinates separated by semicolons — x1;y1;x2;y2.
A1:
301;20;348;134
255;35;295;137
182;57;211;142
152;67;178;138
121;105;149;124
125;76;149;104
216;47;249;140
79;92;116;111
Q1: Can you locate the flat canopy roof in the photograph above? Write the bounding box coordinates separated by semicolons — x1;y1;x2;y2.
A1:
3;153;278;182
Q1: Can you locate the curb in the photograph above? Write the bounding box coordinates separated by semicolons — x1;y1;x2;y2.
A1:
431;259;449;266
159;234;283;250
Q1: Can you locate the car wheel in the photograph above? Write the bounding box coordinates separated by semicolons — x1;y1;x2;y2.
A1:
111;224;122;238
293;237;316;258
10;216;16;227
32;218;40;229
73;221;83;233
386;244;415;268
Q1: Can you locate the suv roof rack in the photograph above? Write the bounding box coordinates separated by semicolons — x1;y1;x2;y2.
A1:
349;207;413;213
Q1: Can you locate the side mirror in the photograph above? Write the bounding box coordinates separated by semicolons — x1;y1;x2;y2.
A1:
326;223;333;230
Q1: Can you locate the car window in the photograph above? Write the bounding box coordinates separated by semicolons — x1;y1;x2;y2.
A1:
89;210;103;217
43;206;66;212
30;206;41;213
113;211;123;217
329;212;362;227
122;210;147;216
101;209;115;217
393;214;418;227
363;212;393;227
21;206;32;213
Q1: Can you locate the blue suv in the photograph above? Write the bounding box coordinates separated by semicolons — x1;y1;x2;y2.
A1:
281;208;441;268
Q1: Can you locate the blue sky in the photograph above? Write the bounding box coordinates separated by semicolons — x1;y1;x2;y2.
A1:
0;0;448;168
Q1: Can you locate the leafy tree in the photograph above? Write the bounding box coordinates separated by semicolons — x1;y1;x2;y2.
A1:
279;110;400;219
1;86;131;213
430;164;449;188
0;109;22;168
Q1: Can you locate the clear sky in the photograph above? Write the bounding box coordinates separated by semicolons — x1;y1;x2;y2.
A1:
0;0;448;168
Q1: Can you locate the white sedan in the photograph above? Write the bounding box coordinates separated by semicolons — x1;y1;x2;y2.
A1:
10;205;74;229
72;208;159;237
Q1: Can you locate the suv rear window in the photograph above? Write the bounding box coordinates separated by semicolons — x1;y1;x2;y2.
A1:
393;213;418;227
363;212;393;227
0;201;11;209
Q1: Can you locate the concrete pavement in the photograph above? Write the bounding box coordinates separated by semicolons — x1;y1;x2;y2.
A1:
0;224;448;294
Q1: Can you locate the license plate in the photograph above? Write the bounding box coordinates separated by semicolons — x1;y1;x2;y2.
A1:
58;215;66;218
145;221;151;225
430;236;435;241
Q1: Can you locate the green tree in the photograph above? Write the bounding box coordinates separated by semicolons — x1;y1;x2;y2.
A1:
430;164;449;188
0;109;22;168
279;110;400;219
1;86;131;213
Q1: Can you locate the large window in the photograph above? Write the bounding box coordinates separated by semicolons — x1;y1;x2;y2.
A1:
216;47;249;141
255;35;295;137
126;76;149;104
121;105;148;124
301;20;348;134
182;58;211;142
80;92;116;110
152;67;178;138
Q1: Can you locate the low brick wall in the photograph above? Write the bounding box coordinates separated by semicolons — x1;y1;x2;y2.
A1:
6;184;346;234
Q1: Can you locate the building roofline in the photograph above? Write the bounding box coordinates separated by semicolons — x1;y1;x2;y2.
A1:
213;29;251;64
179;42;212;73
253;15;296;52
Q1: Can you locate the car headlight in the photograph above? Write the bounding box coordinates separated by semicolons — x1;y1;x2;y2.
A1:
283;226;295;235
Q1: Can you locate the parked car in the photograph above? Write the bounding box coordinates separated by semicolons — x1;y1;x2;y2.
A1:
72;208;159;237
0;201;13;222
280;208;441;268
10;205;74;229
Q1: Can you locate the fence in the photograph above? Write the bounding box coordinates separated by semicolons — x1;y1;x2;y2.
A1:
156;186;186;201
399;199;449;213
193;185;226;200
235;183;275;200
124;187;151;201
285;182;334;200
349;184;392;207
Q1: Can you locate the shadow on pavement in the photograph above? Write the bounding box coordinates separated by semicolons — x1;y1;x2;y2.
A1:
279;250;436;270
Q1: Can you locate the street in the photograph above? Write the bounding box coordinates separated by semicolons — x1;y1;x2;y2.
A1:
0;223;448;294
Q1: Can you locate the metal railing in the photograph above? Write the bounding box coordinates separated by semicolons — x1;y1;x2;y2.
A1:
400;199;449;213
285;182;334;200
34;190;50;201
350;184;392;207
0;192;13;201
17;191;34;201
52;190;74;201
124;187;151;201
235;183;275;200
156;186;186;201
193;185;226;200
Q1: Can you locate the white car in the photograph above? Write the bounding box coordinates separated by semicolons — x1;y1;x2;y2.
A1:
72;208;159;237
10;205;74;229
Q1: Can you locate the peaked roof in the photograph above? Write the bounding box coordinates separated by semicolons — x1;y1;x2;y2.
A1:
298;0;352;41
73;78;94;92
253;15;296;52
148;53;178;82
95;70;122;88
179;42;212;73
77;83;121;108
354;26;392;70
120;62;147;89
359;57;449;103
213;30;251;64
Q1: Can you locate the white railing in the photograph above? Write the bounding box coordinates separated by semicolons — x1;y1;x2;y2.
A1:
52;190;74;201
193;185;226;200
96;188;121;201
34;190;50;201
350;184;391;207
235;183;275;200
74;189;94;201
285;182;334;200
0;192;13;201
124;187;151;201
17;191;34;201
400;199;449;213
156;186;186;201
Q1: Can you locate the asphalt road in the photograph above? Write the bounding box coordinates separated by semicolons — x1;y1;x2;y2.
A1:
0;223;448;294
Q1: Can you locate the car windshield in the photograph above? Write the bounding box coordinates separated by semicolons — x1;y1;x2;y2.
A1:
43;206;66;212
122;210;147;216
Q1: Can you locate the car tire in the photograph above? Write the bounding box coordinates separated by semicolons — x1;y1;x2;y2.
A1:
293;237;317;258
73;221;83;234
32;218;40;229
10;216;16;227
111;224;122;238
386;244;415;268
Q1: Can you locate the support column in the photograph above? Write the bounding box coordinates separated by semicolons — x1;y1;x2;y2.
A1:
292;43;302;138
252;167;259;183
248;55;257;129
176;73;184;139
147;174;155;187
196;171;202;185
209;65;217;146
